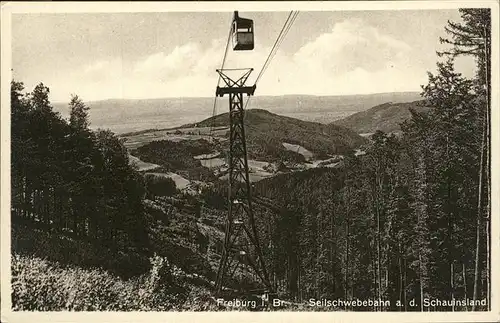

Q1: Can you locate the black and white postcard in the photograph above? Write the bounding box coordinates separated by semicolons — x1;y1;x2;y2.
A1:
1;1;498;323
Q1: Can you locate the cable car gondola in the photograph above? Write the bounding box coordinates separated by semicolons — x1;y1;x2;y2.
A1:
232;11;254;51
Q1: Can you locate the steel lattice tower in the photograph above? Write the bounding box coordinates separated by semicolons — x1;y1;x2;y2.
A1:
214;68;272;294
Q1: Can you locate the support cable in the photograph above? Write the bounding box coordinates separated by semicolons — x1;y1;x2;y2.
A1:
254;11;294;84
209;17;234;140
208;17;234;170
255;11;299;84
244;11;299;113
213;11;300;292
256;11;299;83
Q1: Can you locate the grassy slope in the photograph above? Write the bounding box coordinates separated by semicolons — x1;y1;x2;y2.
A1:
11;253;220;311
331;100;429;134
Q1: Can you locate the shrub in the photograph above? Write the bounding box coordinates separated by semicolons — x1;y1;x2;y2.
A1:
11;253;190;311
144;174;178;198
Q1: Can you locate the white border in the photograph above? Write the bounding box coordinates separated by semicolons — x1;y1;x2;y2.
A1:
1;1;499;323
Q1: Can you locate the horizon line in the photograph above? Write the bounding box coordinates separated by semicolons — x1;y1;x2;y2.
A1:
51;91;422;105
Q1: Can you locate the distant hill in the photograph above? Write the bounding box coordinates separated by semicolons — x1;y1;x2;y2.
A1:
331;100;429;134
52;92;422;134
185;109;367;161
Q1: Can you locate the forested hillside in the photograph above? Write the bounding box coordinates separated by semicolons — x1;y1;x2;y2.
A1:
186;108;366;161
252;8;491;310
332;100;429;134
11;83;152;277
132;139;218;181
10;82;227;310
200;8;491;311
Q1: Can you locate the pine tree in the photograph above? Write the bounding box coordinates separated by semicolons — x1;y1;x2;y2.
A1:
11;81;32;219
439;8;491;94
11;81;151;277
438;9;491;309
69;94;91;131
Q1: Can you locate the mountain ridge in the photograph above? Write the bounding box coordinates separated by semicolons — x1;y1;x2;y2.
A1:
52;92;422;134
181;108;367;160
52;91;422;106
331;99;429;134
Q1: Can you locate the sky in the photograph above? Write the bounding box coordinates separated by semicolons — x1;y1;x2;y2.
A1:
12;9;477;103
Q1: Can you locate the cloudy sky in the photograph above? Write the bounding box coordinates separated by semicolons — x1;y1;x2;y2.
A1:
12;9;475;103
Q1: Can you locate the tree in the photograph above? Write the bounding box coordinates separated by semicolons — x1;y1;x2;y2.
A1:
144;174;177;199
11;81;151;278
69;94;91;131
11;81;33;219
439;8;491;310
439;8;491;93
29;83;53;113
66;95;94;236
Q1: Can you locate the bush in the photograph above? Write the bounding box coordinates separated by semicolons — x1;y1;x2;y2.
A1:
144;174;178;198
200;180;228;210
11;253;189;311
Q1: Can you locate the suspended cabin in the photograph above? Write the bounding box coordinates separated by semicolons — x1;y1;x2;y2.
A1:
232;11;254;51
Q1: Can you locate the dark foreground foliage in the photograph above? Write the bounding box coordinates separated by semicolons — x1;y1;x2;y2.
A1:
12;253;195;311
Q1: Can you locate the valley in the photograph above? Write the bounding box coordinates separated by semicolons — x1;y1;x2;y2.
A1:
121;109;366;194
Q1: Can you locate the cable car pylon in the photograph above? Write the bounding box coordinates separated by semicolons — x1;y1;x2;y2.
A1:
213;66;272;295
213;12;272;295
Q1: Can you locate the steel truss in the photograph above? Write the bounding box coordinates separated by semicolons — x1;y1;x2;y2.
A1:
214;68;272;294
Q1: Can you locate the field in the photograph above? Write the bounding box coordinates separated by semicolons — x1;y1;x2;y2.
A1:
123;127;228;150
282;142;314;160
129;155;160;171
